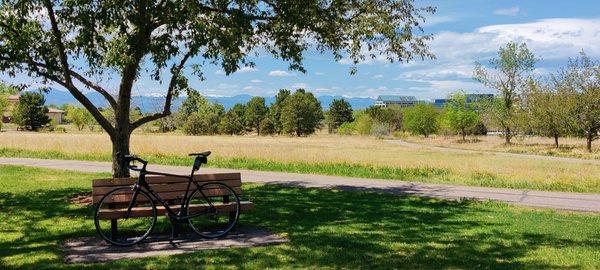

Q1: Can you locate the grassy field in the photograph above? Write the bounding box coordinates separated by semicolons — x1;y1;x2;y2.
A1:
403;134;600;160
1;132;599;193
1;165;599;269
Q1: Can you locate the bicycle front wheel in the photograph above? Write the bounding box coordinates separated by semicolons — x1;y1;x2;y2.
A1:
186;182;240;238
94;187;157;246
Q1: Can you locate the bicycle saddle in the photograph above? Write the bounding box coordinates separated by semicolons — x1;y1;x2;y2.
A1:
189;151;211;157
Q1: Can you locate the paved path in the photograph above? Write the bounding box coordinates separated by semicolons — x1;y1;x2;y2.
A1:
1;157;599;212
388;139;600;165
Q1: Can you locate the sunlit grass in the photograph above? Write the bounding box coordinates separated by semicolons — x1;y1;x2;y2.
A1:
404;134;600;159
0;132;599;193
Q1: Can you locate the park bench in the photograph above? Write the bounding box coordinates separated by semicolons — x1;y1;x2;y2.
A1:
92;172;253;236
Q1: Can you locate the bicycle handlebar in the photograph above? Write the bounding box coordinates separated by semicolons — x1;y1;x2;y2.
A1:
116;153;148;172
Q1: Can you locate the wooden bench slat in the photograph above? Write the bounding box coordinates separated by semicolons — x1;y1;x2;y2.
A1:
93;173;241;187
92;187;243;204
96;201;253;219
92;179;242;196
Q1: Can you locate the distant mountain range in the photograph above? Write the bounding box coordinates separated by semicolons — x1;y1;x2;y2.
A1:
41;89;376;113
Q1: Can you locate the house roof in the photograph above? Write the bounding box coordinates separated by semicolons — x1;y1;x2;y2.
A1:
47;108;65;113
376;95;417;102
7;94;19;101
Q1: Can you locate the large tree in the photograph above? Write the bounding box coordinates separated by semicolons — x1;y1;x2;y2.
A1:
281;89;323;136
0;0;435;177
526;81;571;148
554;52;600;152
474;42;537;144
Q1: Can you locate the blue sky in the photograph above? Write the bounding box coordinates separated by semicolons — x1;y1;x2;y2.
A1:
3;0;600;99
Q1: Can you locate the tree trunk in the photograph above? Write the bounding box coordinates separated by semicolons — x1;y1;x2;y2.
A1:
461;129;466;141
111;131;131;178
587;134;593;153
504;127;511;144
554;134;559;148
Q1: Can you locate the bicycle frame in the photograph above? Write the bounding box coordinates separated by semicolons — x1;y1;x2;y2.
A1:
127;168;216;221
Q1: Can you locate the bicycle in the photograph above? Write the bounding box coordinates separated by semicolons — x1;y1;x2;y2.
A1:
94;151;241;246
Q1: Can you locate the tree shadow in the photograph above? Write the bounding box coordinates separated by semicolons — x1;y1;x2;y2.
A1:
1;184;598;269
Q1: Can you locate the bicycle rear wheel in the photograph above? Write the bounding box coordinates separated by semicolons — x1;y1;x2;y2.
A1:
186;182;240;238
94;187;156;246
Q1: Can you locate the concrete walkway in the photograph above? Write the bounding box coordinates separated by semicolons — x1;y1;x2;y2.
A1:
1;157;599;212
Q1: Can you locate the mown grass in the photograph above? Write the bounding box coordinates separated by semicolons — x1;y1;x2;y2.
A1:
1;165;599;269
2;147;600;193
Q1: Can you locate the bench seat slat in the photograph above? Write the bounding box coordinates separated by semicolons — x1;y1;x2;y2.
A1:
92;187;243;204
92;179;242;197
93;173;241;187
96;201;253;219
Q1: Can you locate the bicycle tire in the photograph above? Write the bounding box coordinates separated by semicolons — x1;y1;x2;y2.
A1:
94;186;157;246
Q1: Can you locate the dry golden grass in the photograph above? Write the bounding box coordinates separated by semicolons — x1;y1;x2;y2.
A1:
404;134;600;160
0;131;599;189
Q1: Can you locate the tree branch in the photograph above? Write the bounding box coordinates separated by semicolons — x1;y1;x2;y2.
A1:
130;50;193;130
42;0;116;135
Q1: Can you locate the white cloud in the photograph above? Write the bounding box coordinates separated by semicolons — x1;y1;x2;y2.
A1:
291;82;308;89
371;74;384;79
214;66;258;75
250;79;262;83
237;66;258;73
268;70;295;77
493;7;520;16
315;72;325;76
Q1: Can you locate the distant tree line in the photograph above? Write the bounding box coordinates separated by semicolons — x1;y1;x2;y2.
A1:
333;43;598;152
152;88;324;137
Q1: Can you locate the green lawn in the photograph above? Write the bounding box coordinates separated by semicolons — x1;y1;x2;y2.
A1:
1;165;599;269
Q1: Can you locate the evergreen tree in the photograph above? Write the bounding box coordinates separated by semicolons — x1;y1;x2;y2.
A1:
270;89;291;134
327;99;353;133
244;97;268;135
12;92;50;131
280;89;324;136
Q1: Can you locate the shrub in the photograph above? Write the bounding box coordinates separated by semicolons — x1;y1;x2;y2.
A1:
370;122;391;138
355;113;373;135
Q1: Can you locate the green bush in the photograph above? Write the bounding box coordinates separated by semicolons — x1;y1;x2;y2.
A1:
403;103;439;137
337;121;356;135
355;113;373;135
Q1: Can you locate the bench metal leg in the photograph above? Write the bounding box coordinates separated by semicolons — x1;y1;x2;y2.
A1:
109;203;118;241
110;220;118;240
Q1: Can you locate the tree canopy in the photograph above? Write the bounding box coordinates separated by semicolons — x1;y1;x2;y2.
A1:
0;0;436;176
442;92;480;141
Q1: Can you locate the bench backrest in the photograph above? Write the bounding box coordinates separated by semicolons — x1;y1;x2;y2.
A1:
92;173;242;205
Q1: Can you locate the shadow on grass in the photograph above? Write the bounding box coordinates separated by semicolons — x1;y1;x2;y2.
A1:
1;185;598;269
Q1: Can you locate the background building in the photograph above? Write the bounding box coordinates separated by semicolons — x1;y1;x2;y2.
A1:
374;95;418;107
